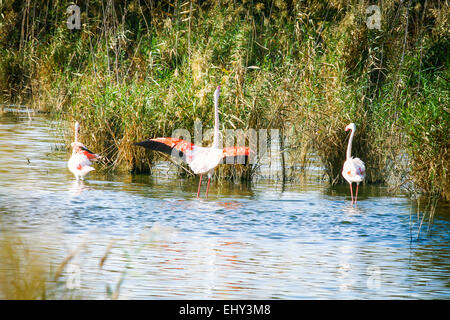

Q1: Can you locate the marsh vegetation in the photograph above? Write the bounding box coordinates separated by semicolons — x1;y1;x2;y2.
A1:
0;0;448;201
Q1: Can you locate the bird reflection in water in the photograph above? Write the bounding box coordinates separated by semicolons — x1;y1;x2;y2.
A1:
343;203;364;216
69;180;90;196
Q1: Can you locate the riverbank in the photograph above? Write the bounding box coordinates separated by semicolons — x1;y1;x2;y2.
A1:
0;0;448;200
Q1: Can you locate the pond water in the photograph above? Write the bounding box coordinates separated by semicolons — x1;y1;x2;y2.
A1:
0;109;449;299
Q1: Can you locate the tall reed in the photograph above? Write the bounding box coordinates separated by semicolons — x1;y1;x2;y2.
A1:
0;0;448;199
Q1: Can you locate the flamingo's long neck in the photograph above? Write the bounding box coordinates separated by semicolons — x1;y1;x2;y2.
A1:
75;121;80;143
346;128;354;160
212;87;220;149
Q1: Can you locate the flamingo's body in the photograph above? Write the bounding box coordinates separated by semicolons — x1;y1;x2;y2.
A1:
68;122;101;180
342;123;365;204
135;86;251;198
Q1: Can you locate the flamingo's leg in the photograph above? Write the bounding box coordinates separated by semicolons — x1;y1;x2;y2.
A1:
197;174;203;198
349;183;354;204
355;183;359;204
205;178;211;199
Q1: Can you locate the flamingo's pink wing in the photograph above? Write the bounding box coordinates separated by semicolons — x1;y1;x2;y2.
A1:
221;146;251;164
134;137;195;163
80;148;100;161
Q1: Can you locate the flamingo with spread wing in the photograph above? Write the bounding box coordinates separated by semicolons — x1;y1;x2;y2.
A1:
134;86;251;198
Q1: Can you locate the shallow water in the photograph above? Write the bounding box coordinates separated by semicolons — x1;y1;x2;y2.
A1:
0;110;449;299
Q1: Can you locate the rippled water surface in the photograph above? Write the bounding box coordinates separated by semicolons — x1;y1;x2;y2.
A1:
0;111;449;299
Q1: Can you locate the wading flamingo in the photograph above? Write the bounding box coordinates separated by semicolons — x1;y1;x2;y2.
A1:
68;121;101;180
134;86;251;198
342;123;366;204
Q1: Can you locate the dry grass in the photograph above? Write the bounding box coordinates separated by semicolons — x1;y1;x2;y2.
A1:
0;232;49;299
0;0;448;199
0;229;129;300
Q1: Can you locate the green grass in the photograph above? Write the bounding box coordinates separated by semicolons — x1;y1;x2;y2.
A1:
0;0;448;200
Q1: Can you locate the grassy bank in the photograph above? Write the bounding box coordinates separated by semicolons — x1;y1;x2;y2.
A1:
0;0;448;200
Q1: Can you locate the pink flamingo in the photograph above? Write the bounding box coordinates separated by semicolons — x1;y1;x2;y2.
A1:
68;121;101;180
135;86;251;198
342;123;366;204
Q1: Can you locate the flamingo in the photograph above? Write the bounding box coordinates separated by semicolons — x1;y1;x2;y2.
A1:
342;123;366;204
134;86;251;198
68;121;101;180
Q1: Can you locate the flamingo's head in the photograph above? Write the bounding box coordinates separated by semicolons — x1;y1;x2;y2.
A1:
71;141;85;152
75;121;80;133
345;123;356;132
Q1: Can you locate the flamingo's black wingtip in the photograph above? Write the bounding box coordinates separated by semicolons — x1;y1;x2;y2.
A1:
134;141;146;147
134;140;158;150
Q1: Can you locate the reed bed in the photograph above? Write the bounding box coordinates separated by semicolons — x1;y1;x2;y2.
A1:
0;0;448;200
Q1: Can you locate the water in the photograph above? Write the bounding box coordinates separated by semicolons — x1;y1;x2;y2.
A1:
0;110;449;299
